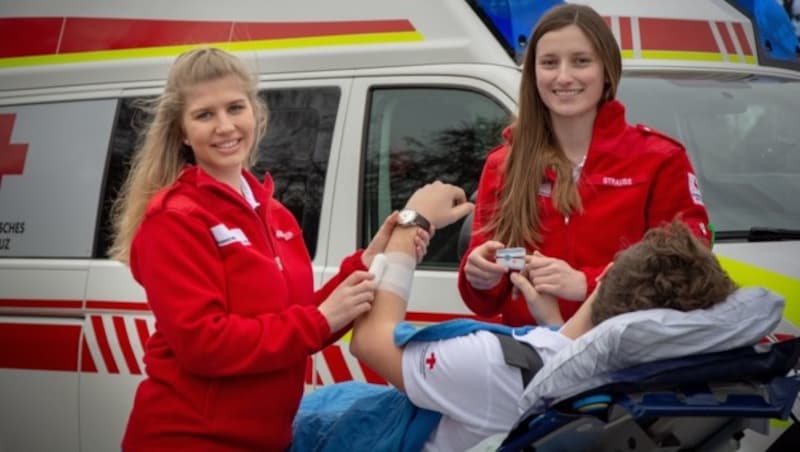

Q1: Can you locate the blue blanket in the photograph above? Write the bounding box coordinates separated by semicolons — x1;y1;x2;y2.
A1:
292;381;440;452
293;319;533;451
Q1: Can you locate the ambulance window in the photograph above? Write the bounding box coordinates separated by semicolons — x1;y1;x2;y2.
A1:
96;97;150;258
0;100;115;258
98;87;339;259
619;76;800;234
252;87;341;258
362;87;510;268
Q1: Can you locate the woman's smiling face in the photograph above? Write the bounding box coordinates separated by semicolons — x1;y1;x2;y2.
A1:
181;74;256;186
535;24;606;123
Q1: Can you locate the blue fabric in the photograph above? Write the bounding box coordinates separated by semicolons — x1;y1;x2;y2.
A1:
292;320;544;451
292;381;440;452
731;0;799;60
394;318;536;346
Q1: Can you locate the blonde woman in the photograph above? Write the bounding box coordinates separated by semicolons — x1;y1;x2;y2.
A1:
459;4;711;326
112;47;426;451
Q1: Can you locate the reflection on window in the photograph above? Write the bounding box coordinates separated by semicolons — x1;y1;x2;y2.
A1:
619;76;800;232
253;87;340;258
97;98;151;258
363;88;510;268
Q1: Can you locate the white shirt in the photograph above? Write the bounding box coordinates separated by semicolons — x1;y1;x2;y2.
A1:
401;328;572;451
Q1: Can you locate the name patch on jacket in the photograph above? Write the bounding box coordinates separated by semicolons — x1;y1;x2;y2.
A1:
210;224;251;247
601;176;633;187
688;173;704;206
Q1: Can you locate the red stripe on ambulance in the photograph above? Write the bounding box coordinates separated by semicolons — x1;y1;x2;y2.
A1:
85;300;150;312
732;22;753;55
60;18;231;53
321;346;353;383
231;19;414;41
0;323;80;371
618;17;633;50
359;361;387;385
134;318;151;351
112;316;141;375
0;18;63;58
90;316;120;374
80;337;97;372
0;298;82;310
638;18;719;53
715;21;737;55
0;17;417;59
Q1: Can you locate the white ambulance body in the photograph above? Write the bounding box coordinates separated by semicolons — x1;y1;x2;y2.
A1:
0;0;798;450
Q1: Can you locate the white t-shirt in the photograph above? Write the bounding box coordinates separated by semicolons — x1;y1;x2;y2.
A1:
401;328;572;452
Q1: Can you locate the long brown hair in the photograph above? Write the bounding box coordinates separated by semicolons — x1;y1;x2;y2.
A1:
591;221;738;325
488;4;621;247
109;48;268;263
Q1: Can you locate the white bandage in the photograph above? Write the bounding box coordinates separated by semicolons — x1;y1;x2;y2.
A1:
368;253;388;282
377;252;416;303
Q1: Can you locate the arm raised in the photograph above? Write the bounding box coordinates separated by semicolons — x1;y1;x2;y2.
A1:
350;182;473;390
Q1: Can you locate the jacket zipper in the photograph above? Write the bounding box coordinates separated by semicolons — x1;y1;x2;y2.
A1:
563;214;570;266
256;206;283;272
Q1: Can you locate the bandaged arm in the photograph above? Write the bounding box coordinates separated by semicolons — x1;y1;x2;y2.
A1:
350;228;418;391
351;182;472;391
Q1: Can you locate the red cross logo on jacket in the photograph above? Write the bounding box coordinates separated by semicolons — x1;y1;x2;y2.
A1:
0;114;28;188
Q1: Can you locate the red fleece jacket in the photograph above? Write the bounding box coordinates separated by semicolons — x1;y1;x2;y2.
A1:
458;100;710;327
122;166;366;451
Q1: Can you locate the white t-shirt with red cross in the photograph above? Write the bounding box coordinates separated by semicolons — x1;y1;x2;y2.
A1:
401;328;572;452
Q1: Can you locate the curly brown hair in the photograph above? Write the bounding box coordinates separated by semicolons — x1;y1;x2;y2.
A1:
590;221;738;326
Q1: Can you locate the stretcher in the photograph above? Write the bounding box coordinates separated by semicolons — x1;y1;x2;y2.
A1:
497;337;800;452
293;288;789;451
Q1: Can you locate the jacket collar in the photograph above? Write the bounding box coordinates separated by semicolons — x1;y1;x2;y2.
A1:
590;99;627;145
176;165;275;206
502;99;626;147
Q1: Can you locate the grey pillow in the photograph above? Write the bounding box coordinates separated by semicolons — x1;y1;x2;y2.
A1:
518;287;785;414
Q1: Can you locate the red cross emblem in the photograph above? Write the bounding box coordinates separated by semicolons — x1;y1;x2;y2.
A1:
425;352;436;370
0;114;28;188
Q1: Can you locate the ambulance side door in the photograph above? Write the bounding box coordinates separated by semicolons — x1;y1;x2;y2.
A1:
316;73;515;385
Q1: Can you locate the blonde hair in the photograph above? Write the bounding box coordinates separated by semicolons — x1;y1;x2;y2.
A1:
488;4;622;247
109;47;268;262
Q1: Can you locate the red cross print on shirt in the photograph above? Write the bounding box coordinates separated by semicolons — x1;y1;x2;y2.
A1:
0;114;29;188
425;352;436;370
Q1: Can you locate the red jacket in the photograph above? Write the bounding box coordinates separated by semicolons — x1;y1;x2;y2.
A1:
123;166;365;451
458;100;710;327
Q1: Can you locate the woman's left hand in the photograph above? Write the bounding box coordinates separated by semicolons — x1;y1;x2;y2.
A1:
525;251;588;301
362;211;433;267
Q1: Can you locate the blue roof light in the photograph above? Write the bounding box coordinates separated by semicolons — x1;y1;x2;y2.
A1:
728;0;800;62
471;0;564;61
470;0;800;70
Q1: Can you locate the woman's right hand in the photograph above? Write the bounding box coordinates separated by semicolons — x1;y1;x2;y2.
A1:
318;271;376;333
464;241;508;290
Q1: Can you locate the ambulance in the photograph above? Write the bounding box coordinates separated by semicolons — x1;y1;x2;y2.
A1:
0;0;798;450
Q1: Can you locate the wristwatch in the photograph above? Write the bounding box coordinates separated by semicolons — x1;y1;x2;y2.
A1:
397;208;431;231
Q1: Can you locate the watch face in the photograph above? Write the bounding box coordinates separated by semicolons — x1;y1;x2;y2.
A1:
398;209;416;224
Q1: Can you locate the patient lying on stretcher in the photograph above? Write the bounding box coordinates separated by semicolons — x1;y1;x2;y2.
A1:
292;182;784;452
